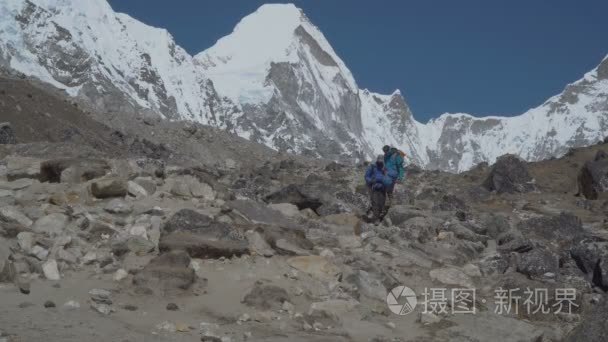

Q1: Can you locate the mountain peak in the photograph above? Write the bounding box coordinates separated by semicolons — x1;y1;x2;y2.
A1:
195;3;357;103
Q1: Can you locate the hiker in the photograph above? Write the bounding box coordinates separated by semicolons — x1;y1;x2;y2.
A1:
382;145;406;209
364;155;393;222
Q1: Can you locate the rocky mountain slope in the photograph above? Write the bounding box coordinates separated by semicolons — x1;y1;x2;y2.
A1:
1;72;608;340
1;0;607;172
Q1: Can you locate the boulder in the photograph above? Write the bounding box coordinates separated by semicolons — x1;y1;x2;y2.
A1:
307;299;359;326
169;175;214;200
0;237;15;282
17;232;34;252
577;150;608;200
126;237;155;255
432;193;468;212
566;296;608;342
246;231;275;257
160;232;248;259
517;212;583;249
268;203;300;218
429;267;474;288
227;200;294;227
5;157;40;181
127;181;148;198
253;225;313;255
129;158;166;178
570;240;608;289
0;122;16;144
133;177;157;195
484;154;536;193
287;255;340;281
516;248;559;278
321;213;362;236
39;158;110;183
90;178;127;198
242;281;289;310
104;199;133;215
399;216;441;243
32;213;69;237
0;206;33;227
160;209;248;259
386;205;427;226
0;178;34;191
348;270;387;302
264;184;323;211
132;250;195;295
42;259;61;280
163;209;214;234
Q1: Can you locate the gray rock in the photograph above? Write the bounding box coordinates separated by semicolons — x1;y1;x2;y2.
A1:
386;205;427;226
133;177;157;196
268;203;300;217
90;178;127;198
484;154;536;193
17;232;34;252
349;270;387;302
275;238;310;256
242;281;289;310
566;296;608;342
132;250;195;295
307;299;359;326
104;198;133;214
0;237;15;282
32;213;69;237
91;303;113;315
39;158;110;183
160;209;248;259
0;122;16;144
31;245;49;260
227;200;294;227
89;288;112;304
42;259;60;280
436;313;544;342
577;150;608;200
170;175;214;200
126;237;155;255
5;157;41;181
429;267;474;288
0;178;34;191
246;231;275;257
0;206;33;228
127;181;148;198
570;240;608;289
516;248;559;278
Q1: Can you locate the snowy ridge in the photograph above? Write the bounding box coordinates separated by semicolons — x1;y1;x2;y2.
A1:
195;4;357;104
0;0;606;172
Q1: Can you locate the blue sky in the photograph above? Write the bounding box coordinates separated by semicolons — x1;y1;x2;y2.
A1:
108;0;608;122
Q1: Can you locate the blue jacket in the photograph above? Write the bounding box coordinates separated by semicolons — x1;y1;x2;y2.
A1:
365;164;393;187
384;148;405;181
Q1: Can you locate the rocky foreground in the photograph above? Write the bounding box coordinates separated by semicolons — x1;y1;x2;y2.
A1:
0;121;608;342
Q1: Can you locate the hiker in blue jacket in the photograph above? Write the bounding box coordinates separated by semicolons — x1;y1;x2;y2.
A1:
365;155;393;221
382;145;406;209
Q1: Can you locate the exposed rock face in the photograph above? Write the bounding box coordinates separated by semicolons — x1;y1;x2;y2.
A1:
484;154;536;193
578;150;608;199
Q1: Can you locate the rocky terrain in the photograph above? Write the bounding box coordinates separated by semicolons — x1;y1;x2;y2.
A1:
1;0;606;171
1;76;608;342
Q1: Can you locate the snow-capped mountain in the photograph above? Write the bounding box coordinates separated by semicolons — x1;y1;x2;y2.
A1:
1;0;607;172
